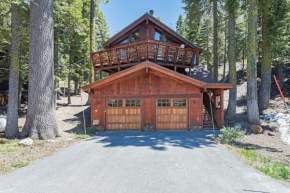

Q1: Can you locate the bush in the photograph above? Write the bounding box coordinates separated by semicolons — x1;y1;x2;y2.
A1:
219;126;245;144
86;126;97;134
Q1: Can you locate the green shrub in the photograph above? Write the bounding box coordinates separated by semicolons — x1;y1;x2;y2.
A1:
219;126;245;144
86;126;97;134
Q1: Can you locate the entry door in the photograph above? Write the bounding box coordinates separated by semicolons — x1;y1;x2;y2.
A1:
156;99;188;130
106;99;141;130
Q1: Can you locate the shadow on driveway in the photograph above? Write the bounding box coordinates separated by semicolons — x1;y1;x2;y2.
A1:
86;130;218;151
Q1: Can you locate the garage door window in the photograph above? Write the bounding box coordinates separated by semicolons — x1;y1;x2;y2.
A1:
173;99;186;107
126;99;141;107
107;99;123;107
157;99;171;107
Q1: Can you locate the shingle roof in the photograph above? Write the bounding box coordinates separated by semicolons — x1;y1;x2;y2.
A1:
188;65;219;83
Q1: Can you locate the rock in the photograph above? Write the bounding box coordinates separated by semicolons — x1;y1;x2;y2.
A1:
63;137;74;142
234;123;241;129
46;139;56;143
0;138;7;144
251;125;263;134
267;132;276;136
261;121;279;132
19;138;33;146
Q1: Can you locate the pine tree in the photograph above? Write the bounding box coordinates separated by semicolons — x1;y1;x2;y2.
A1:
247;0;260;125
225;0;238;120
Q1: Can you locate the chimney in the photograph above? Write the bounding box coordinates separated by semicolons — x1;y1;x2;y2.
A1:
149;10;154;16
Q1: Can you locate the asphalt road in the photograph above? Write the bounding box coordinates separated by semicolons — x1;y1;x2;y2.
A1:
0;131;289;193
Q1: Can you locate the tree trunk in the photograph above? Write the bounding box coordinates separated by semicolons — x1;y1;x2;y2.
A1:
20;0;59;140
259;0;272;110
213;0;219;80
63;86;66;97
54;25;61;104
6;3;21;139
247;0;260;125
86;0;96;105
225;3;237;120
18;82;22;109
206;18;211;72
222;20;227;83
278;62;284;89
242;48;245;71
68;75;71;104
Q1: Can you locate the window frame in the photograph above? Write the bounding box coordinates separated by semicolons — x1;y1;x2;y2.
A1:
157;99;171;107
107;99;123;108
131;28;140;42
154;28;163;41
215;95;221;109
125;99;141;107
173;99;187;107
115;36;129;45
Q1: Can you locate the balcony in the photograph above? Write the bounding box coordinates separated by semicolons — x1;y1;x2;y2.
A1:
91;40;199;72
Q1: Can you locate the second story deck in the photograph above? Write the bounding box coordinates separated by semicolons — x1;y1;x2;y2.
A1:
92;40;200;73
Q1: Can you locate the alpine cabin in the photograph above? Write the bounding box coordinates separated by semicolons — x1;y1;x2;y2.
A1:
82;13;232;131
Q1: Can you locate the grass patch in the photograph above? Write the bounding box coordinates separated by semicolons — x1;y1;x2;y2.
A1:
241;148;258;165
11;160;30;168
240;147;290;181
73;133;90;139
0;140;22;154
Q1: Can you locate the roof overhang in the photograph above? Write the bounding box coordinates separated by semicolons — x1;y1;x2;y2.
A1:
82;61;232;93
102;13;203;52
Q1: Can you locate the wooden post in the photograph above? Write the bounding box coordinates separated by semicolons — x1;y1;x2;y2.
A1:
220;89;224;128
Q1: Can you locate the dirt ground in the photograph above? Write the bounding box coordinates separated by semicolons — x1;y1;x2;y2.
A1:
0;93;91;175
223;65;290;167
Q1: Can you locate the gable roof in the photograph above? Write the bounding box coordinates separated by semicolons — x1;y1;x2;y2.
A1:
82;61;232;93
103;13;203;51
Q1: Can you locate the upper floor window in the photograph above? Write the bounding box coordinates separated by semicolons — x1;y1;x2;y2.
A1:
154;29;163;41
131;29;140;41
116;37;129;45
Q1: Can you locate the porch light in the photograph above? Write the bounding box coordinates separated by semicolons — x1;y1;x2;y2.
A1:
185;68;190;75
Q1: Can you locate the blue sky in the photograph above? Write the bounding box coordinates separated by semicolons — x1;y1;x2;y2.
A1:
99;0;185;36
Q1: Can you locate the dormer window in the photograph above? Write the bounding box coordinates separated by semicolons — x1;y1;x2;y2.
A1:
116;36;129;45
154;29;162;41
131;29;140;41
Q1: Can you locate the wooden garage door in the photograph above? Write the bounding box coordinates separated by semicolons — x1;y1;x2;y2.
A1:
106;99;141;130
156;99;188;130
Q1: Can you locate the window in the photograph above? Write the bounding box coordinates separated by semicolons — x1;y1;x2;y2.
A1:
154;29;163;41
126;99;141;107
173;99;187;107
116;37;129;45
157;99;171;107
215;96;221;109
107;99;123;107
131;29;140;41
193;54;197;65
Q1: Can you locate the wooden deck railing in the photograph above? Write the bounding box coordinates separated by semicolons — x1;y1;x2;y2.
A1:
91;40;199;69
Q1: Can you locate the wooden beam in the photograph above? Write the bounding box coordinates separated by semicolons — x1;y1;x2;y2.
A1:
93;94;201;99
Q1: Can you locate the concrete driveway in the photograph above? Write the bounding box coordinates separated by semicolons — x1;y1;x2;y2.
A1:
0;131;289;193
